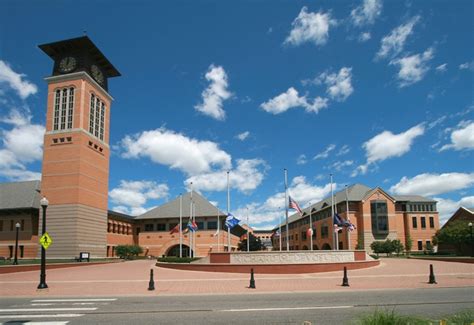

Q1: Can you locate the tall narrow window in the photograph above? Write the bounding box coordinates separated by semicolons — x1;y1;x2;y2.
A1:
371;200;389;234
412;216;417;229
89;93;106;141
53;88;75;131
429;216;434;228
421;216;426;229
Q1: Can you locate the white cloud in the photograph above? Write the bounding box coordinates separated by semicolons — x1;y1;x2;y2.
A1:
284;7;336;47
109;180;169;216
234;176;333;227
316;67;354;101
0;60;38;99
260;87;328;114
194;64;232;121
185;159;266;194
390;48;434;87
314;144;336;160
337;144;350;156
435;63;447;73
120;127;231;175
390;172;474;197
297;154;307;165
330;160;354;171
236;131;250;141
376;16;420;60
435;196;474;225
358;32;372;42
459;61;474;71
354;124;425;175
440;121;474;151
351;0;382;26
0;109;44;181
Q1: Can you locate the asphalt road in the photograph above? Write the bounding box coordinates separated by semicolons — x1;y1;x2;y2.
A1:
1;287;473;324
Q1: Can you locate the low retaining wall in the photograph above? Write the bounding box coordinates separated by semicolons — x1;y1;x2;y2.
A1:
157;260;379;274
157;250;379;274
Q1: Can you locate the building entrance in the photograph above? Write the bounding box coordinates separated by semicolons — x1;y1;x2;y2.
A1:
166;244;193;257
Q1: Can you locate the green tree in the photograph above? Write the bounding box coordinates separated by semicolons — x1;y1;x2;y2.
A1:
391;239;404;256
433;220;472;255
238;233;264;251
115;245;143;259
405;234;413;256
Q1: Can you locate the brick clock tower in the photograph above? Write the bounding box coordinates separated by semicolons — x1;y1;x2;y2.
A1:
38;36;120;258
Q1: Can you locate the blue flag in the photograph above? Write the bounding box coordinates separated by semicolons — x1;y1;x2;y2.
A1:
333;213;343;226
225;213;240;229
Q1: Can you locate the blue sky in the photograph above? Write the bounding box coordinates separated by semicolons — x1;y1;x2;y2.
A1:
0;0;473;228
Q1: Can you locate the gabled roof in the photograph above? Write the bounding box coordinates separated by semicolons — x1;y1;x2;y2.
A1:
0;180;42;210
393;195;437;203
362;187;396;203
136;191;225;220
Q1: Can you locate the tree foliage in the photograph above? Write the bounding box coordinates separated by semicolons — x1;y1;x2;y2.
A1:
115;245;143;259
433;220;473;253
238;233;264;251
370;239;405;257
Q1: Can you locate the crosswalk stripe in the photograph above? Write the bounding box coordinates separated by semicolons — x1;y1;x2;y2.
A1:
31;299;116;302
1;322;70;325
0;308;97;312
0;314;83;319
31;303;106;306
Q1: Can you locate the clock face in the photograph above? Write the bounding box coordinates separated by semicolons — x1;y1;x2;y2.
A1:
90;65;105;85
59;56;77;73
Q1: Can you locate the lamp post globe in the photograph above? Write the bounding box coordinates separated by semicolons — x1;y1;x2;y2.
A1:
13;222;20;265
38;196;49;289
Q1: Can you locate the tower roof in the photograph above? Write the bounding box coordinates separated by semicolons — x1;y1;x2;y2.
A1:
39;36;121;78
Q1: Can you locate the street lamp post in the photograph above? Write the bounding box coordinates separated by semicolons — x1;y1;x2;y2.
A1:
13;222;20;265
469;222;473;257
38;197;49;289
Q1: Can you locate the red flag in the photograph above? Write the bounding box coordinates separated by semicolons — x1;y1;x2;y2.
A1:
289;196;303;215
169;224;180;234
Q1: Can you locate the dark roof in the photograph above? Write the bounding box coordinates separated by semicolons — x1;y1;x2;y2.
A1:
393;195;437;203
108;210;135;222
136;191;226;220
39;36;121;78
0;181;41;210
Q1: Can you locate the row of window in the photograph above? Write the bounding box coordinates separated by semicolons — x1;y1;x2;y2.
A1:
407;204;435;212
412;216;435;229
417;240;432;251
0;220;25;232
7;245;24;258
53;88;106;142
107;223;132;235
143;221;219;232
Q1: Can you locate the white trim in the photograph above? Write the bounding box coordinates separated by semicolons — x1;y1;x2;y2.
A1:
45;72;114;102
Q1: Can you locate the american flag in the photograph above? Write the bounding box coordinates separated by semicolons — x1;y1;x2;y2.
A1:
288;196;303;215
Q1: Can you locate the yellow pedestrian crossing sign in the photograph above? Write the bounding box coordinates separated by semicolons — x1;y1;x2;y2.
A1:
40;232;53;250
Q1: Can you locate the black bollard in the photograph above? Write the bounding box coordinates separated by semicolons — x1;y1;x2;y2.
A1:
342;266;350;287
249;268;256;289
148;269;155;291
428;264;437;284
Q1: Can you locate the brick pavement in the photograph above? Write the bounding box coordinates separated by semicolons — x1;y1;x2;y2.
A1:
0;258;472;297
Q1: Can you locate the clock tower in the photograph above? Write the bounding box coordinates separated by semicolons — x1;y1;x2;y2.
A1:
38;36;120;258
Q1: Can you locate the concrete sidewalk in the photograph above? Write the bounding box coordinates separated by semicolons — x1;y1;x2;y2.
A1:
0;258;472;297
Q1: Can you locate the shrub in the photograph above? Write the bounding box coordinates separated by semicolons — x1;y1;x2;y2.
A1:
443;309;474;324
355;309;431;325
115;245;143;260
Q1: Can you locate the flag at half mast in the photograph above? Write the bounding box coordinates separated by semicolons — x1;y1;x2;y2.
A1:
288;196;303;215
225;213;240;229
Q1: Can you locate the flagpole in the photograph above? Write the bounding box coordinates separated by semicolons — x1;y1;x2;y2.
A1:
227;171;231;252
346;184;351;251
179;193;182;258
279;213;282;251
192;200;196;257
247;207;250;252
335;192;339;251
330;173;335;251
217;204;220;252
284;168;289;251
309;201;313;251
190;182;193;258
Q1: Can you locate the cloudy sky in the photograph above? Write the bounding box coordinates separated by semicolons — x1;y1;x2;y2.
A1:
0;0;473;228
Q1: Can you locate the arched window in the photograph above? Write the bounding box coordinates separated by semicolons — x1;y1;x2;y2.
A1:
53;87;75;131
89;93;106;141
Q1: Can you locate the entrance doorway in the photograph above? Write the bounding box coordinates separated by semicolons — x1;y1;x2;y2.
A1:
166;244;193;257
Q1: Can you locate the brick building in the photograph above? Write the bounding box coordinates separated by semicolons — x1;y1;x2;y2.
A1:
273;184;440;253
